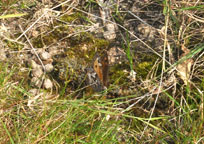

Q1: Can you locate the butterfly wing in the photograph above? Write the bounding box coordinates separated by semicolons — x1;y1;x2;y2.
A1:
93;51;109;89
101;52;109;87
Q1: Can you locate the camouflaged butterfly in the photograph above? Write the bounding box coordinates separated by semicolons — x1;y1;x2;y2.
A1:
86;51;109;92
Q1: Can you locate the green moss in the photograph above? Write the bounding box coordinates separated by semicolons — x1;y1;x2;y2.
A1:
135;54;159;79
32;36;43;48
200;78;204;90
65;33;109;63
5;40;23;50
108;52;159;86
136;62;153;78
109;63;129;85
60;12;83;23
32;25;72;48
94;39;109;51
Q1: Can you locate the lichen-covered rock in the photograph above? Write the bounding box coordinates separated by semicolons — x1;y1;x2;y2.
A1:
43;78;53;89
31;77;42;88
32;68;43;78
40;51;51;61
45;63;54;73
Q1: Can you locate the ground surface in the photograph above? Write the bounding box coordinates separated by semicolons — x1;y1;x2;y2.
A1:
0;0;204;143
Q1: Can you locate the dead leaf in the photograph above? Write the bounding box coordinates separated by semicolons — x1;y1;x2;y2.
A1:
177;44;194;85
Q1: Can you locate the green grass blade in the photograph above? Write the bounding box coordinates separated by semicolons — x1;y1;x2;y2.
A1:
0;13;27;19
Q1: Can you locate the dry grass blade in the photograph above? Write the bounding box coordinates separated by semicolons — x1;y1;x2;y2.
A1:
1;0;204;143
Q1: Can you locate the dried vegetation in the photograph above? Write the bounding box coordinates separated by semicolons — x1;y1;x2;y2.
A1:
0;0;204;143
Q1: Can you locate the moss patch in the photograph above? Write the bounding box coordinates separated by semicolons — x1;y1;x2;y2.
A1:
135;54;159;79
60;12;83;23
